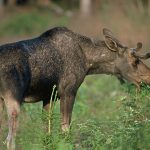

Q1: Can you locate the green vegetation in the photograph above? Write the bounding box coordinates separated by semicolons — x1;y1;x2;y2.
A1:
0;9;69;37
1;4;150;150
1;75;150;150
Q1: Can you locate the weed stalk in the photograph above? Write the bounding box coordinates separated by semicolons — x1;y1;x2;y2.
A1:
48;85;57;135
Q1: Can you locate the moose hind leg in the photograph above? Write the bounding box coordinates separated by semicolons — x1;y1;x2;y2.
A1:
0;98;4;132
42;101;50;132
4;94;20;150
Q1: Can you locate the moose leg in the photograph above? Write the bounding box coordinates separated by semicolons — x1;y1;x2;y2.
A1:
0;98;4;132
43;101;50;112
58;73;79;132
4;94;20;150
60;94;75;132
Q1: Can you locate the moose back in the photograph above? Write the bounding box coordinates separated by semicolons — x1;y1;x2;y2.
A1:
0;27;150;150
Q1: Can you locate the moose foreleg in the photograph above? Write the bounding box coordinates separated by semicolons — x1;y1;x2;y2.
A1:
58;72;85;132
60;94;75;132
58;74;77;132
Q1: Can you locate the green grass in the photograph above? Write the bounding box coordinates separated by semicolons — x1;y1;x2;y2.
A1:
1;72;150;150
0;9;69;37
1;6;150;150
3;75;150;150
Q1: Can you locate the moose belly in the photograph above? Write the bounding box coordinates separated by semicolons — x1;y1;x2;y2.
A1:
24;96;41;103
24;79;56;103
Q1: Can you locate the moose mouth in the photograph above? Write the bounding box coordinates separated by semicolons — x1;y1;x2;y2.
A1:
119;74;142;91
132;81;141;92
122;74;150;92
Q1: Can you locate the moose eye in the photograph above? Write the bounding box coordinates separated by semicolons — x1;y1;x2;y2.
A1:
132;58;140;68
135;58;140;64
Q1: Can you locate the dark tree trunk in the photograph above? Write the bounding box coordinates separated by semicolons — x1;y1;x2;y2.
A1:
0;0;4;15
7;0;16;6
134;0;149;14
92;0;101;13
64;0;76;9
38;0;50;6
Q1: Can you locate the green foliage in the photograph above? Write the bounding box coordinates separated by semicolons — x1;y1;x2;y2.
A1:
116;83;150;150
0;10;69;36
71;82;150;150
1;2;150;150
1;76;150;150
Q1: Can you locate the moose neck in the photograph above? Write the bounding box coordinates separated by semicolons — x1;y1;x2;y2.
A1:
81;39;117;75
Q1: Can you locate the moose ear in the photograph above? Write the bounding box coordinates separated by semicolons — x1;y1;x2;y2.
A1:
103;28;126;52
136;42;142;51
103;28;117;51
104;36;118;51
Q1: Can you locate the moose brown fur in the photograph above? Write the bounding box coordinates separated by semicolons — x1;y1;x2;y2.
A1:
0;27;150;150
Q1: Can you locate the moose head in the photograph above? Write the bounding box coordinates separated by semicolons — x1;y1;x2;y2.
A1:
103;28;150;91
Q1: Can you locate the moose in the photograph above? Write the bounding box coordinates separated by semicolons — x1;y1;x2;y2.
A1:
0;27;150;150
